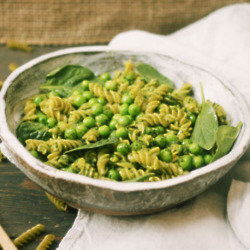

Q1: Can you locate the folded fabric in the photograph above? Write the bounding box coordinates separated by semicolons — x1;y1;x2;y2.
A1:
58;4;250;250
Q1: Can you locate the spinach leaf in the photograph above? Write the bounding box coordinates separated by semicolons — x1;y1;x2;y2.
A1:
17;122;51;144
136;63;175;88
191;102;218;150
65;137;119;154
123;173;155;182
40;65;95;96
212;122;242;162
45;65;94;87
191;83;218;150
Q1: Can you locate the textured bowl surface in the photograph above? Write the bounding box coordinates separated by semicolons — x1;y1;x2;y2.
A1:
0;46;249;215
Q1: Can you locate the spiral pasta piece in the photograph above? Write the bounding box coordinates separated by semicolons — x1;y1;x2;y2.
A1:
128;147;160;167
47;139;82;160
183;96;200;114
89;82;121;104
14;224;45;246
145;100;160;114
140;113;175;127
7;41;33;52
119;167;146;181
97;149;110;176
45;192;68;211
105;103;119;114
71;158;99;178
22;99;37;121
40;96;74;122
25;139;50;155
36;234;55;250
83;128;98;142
68;109;91;123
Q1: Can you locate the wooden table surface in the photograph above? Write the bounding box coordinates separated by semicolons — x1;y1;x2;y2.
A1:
0;45;77;250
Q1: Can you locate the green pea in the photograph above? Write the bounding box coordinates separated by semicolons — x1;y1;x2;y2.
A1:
98;125;110;137
47;117;57;128
118;115;132;126
159;149;172;163
188;114;197;125
83;117;95;128
131;141;143;151
82;91;93;100
119;103;129;115
182;139;191;153
182;139;191;148
113;114;122;121
81;80;89;90
72;90;83;96
89;98;98;106
105;80;118;91
178;155;192;171
91;103;103;116
95;114;109;126
76;123;88;138
97;97;106;105
109;119;118;130
107;169;121;181
65;127;77;139
145;127;153;135
115;127;128;139
192;155;204;169
103;109;113;119
33;96;44;107
165;132;178;145
117;142;130;155
188;142;201;154
121;93;133;104
126;72;135;81
154;126;165;135
48;91;60;98
153;135;166;148
100;72;111;82
128;104;141;117
37;112;47;125
29;150;39;158
204;154;212;165
73;95;87;107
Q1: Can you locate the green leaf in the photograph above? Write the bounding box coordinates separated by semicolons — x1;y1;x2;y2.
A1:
212;122;242;162
123;173;155;182
191;101;218;150
136;63;175;88
45;65;94;87
65;137;119;154
40;65;95;97
17;122;51;144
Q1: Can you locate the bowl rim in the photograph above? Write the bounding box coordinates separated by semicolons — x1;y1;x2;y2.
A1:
0;45;249;192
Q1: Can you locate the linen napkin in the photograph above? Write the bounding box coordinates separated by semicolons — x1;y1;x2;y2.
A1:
58;4;250;250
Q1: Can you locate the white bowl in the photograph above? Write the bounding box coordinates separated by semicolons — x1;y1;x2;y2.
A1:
0;46;249;215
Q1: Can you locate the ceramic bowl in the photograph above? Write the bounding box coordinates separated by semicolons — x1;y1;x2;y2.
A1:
0;46;249;216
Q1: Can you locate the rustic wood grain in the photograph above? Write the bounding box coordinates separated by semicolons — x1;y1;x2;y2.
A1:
0;162;77;249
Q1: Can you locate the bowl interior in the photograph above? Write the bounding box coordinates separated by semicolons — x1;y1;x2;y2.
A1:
4;50;242;137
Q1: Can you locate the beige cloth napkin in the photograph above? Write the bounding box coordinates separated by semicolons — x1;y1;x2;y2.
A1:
58;4;250;250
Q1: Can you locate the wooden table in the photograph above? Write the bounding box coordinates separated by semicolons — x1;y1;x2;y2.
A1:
0;45;77;249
